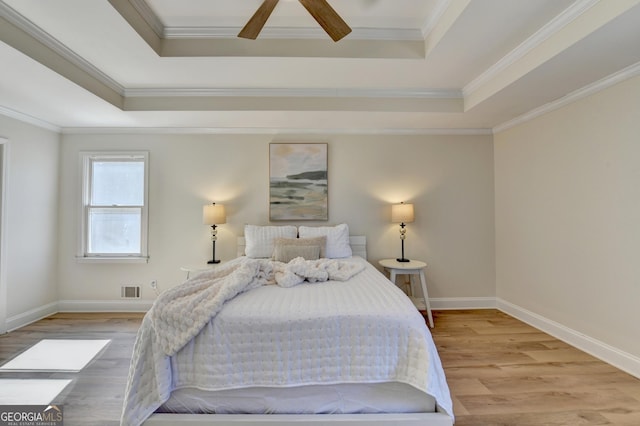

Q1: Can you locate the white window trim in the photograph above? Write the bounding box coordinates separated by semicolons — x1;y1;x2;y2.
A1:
77;151;149;263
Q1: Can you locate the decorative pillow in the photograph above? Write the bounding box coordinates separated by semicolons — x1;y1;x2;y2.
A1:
273;236;327;260
298;224;352;258
244;225;297;258
273;244;321;263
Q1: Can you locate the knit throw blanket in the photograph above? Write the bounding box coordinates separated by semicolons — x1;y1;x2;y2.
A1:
151;257;365;356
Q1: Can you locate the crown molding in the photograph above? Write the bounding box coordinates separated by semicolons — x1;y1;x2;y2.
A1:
0;105;61;132
0;1;125;96
420;0;451;39
129;0;164;38
130;0;423;41
464;0;599;97
123;87;462;99
122;87;463;111
493;60;640;134
61;127;492;136
164;26;423;41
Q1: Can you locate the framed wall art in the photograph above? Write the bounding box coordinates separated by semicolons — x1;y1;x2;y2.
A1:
269;143;328;221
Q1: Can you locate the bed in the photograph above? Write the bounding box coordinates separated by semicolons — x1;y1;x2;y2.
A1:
121;225;453;426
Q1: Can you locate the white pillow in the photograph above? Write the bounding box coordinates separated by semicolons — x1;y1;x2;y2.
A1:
244;225;297;258
298;223;352;258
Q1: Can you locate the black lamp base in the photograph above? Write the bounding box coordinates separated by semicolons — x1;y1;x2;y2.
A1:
397;232;410;263
208;236;220;264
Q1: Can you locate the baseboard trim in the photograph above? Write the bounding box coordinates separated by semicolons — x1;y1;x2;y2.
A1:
497;298;640;379
6;301;58;332
430;297;497;310
57;299;153;313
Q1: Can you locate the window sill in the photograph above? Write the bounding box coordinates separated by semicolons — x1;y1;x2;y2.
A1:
75;256;149;264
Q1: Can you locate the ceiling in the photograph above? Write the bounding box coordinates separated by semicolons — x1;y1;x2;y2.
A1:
0;0;639;134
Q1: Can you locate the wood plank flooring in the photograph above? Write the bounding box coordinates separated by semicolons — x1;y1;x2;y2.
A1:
0;310;639;425
0;313;142;426
430;310;640;425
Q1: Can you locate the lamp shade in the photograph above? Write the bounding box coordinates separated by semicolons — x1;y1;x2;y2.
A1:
391;202;414;223
203;203;226;225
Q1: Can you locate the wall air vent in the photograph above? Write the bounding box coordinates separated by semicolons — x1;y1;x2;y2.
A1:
121;286;141;299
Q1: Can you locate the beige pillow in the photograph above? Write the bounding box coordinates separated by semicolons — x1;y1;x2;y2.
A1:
273;244;321;263
272;236;327;262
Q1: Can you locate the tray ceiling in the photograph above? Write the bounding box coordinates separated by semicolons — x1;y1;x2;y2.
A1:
0;0;639;133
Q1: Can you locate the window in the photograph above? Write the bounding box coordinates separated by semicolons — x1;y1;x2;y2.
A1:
79;152;149;262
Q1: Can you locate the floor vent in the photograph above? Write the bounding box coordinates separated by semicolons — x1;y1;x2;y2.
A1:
121;286;141;299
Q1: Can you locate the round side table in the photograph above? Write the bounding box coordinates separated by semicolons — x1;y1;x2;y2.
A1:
379;258;434;328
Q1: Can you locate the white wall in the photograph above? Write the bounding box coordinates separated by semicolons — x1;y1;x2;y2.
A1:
57;133;495;304
0;115;60;326
494;75;640;358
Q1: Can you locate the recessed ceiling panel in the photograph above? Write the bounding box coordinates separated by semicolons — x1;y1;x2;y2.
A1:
146;0;437;29
425;0;576;87
1;0;639;132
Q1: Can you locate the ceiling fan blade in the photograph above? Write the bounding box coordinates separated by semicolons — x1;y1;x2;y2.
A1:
298;0;352;42
238;0;279;40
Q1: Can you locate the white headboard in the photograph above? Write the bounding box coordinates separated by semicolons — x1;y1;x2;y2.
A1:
237;235;367;260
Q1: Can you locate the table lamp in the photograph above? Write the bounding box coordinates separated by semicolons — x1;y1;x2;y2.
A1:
391;202;414;262
203;203;226;264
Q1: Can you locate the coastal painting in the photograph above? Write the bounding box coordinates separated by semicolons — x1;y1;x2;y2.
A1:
269;143;328;221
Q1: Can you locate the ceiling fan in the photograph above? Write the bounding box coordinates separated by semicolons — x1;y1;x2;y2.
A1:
238;0;352;42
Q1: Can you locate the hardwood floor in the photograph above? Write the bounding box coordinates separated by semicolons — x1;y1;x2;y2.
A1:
0;313;142;426
430;310;640;425
0;309;639;425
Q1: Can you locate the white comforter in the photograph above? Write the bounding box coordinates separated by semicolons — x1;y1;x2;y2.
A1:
151;257;365;356
121;256;453;426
